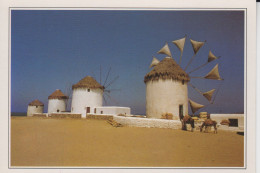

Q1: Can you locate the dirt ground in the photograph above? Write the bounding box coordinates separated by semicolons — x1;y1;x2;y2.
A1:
10;117;244;167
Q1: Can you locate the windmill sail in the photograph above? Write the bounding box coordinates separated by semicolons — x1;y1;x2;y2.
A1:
208;51;218;62
190;39;205;54
185;39;205;70
203;89;216;102
172;36;186;54
149;57;160;68
188;51;219;74
204;64;222;80
157;42;172;57
189;99;205;114
173;35;186;65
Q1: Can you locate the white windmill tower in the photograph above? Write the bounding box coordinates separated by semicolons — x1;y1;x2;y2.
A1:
71;76;104;118
48;89;68;113
27;99;44;116
144;57;190;120
145;35;223;119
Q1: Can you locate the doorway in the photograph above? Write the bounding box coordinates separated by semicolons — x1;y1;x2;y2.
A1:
179;105;183;120
86;107;90;114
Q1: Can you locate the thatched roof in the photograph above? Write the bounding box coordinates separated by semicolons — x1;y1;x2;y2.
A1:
28;99;44;106
48;89;68;100
72;76;104;90
144;57;190;83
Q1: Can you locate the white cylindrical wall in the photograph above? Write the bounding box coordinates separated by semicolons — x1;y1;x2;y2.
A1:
27;105;44;116
48;99;66;113
71;88;103;118
146;79;188;119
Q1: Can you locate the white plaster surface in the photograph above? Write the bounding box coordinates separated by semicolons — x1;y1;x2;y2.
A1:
146;79;188;119
48;99;66;113
113;115;182;129
27;105;44;116
71;88;103;118
94;106;130;115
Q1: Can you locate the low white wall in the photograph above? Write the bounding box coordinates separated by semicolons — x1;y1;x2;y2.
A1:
210;114;244;132
113;115;181;129
33;113;48;117
95;107;131;116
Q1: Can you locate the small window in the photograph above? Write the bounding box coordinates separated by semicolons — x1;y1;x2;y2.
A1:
36;106;38;108
229;119;238;127
101;111;103;114
57;109;59;112
182;80;184;85
94;108;96;114
88;89;90;92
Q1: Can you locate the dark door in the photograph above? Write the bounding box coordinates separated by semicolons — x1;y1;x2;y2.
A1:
179;105;183;120
86;107;90;114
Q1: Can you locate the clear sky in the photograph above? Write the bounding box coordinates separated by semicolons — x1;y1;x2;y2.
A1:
11;10;244;114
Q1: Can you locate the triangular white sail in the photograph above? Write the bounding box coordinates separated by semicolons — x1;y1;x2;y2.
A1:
204;64;222;80
172;36;186;54
203;89;216;102
149;56;160;68
189;99;205;114
208;51;218;62
157;42;172;57
190;39;205;54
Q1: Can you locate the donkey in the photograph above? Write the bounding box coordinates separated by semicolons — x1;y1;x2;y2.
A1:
180;115;195;132
200;119;217;134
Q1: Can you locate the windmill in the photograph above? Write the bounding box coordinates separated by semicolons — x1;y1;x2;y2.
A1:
63;66;120;114
145;35;223;118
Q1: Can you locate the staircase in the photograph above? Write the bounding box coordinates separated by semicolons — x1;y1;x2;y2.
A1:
107;119;123;127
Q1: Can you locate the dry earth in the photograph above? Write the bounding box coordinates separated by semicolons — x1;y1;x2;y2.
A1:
11;117;244;167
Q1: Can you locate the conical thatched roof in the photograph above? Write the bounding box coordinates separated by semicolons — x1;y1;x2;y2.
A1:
144;57;190;83
28;99;44;106
48;89;68;99
72;76;104;90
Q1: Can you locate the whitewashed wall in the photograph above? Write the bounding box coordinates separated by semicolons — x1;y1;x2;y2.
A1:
210;114;244;132
113;115;182;129
48;99;66;113
71;88;103;118
27;105;44;116
146;79;188;119
95;107;130;115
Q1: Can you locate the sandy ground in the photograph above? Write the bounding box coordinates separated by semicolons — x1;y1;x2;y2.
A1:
11;117;244;167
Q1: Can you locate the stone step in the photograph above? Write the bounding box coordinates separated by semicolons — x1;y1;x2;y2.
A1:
107;119;123;127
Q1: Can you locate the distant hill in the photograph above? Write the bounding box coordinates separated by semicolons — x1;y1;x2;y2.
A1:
11;112;26;116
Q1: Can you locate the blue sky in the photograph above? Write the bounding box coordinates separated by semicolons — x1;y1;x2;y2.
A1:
11;10;244;114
